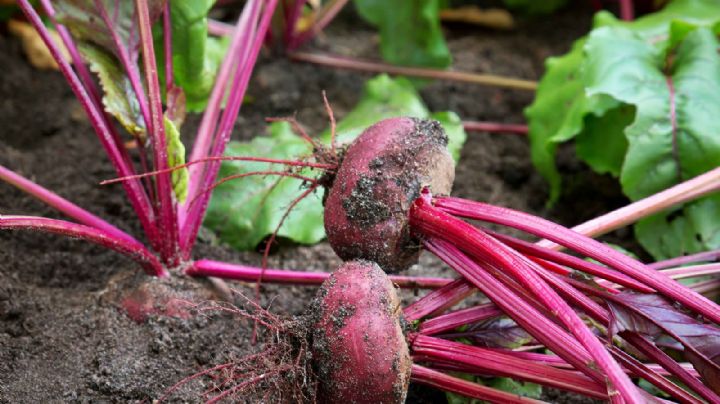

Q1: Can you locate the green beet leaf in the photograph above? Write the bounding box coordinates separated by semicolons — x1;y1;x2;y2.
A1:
526;0;720;259
204;74;466;250
163;116;188;202
354;0;451;69
204;121;324;250
169;0;229;111
80;45;146;139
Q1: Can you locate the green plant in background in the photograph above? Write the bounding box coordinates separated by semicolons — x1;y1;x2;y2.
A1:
354;0;452;69
526;0;720;259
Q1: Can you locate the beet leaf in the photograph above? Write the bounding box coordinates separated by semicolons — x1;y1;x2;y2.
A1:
354;0;451;69
526;0;720;259
55;0;165;140
164;116;188;202
606;292;720;392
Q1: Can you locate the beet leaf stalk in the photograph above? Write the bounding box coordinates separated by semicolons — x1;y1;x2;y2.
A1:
0;216;164;276
433;196;720;324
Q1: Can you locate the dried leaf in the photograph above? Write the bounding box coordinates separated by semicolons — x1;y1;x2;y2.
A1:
440;6;514;30
8;20;70;70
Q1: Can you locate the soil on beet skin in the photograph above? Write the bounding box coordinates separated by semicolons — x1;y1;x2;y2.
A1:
2;3;624;402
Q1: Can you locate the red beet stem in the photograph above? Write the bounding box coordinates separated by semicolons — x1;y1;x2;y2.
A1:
419;303;502;335
410;364;543;404
0;215;165;276
187;259;451;289
413;195;642;401
403;279;476;321
434;196;720;325
413;335;607;399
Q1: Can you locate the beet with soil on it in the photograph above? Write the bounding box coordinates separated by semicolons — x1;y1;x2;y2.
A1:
323;117;455;272
310;259;412;403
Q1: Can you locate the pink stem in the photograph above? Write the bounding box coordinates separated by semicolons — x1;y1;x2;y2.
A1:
689;278;720;295
609;347;699;404
412;335;607;399
287;0;349;50
419;302;502;335
208;19;236;37
487;229;653;292
423;238;606;385
462;121;528;135
95;0;152;135
289;51;538;91
181;0;279;256
40;0;156;206
282;0;306;47
186;259;450;289
537;166;720;250
661;263;720;280
413;196;642;401
621;332;720;403
403;279;476;321
619;0;634;21
0;165;137;245
182;0;262;225
136;0;179;265
163;2;174;92
17;0;158;249
649;249;720;270
410;364;543;404
436;196;720;325
0;215;165;277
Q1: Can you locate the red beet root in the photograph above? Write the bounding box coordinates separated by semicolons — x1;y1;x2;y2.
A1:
311;260;412;403
324;117;455;272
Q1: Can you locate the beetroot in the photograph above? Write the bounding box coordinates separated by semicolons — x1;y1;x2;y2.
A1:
324;117;455;271
311;260;412;403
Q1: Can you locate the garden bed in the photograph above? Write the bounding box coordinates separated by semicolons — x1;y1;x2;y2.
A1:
0;4;627;402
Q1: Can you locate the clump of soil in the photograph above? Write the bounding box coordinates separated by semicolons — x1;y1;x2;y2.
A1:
1;3;624;402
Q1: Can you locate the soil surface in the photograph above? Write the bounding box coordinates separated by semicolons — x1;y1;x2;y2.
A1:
1;3;631;403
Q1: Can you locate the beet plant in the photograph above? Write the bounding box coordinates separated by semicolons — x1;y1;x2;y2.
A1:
1;0;280;276
3;1;720;402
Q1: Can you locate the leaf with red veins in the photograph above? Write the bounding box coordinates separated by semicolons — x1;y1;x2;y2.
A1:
606;292;720;393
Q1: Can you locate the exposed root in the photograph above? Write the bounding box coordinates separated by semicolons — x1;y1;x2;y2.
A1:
160;290;315;403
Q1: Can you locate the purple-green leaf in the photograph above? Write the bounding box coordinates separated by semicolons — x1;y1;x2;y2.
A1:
606;292;720;392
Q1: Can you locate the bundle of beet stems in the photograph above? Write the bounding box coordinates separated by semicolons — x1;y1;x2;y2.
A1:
183;117;720;403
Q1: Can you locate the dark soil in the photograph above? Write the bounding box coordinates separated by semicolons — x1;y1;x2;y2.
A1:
1;3;629;403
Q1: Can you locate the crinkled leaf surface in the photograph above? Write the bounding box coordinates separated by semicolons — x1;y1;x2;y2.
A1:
526;0;720;259
169;0;228;111
80;45;145;138
354;0;451;69
606;292;720;392
56;0;165;139
204;122;324;250
56;0;165;61
163;116;188;202
204;75;466;250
